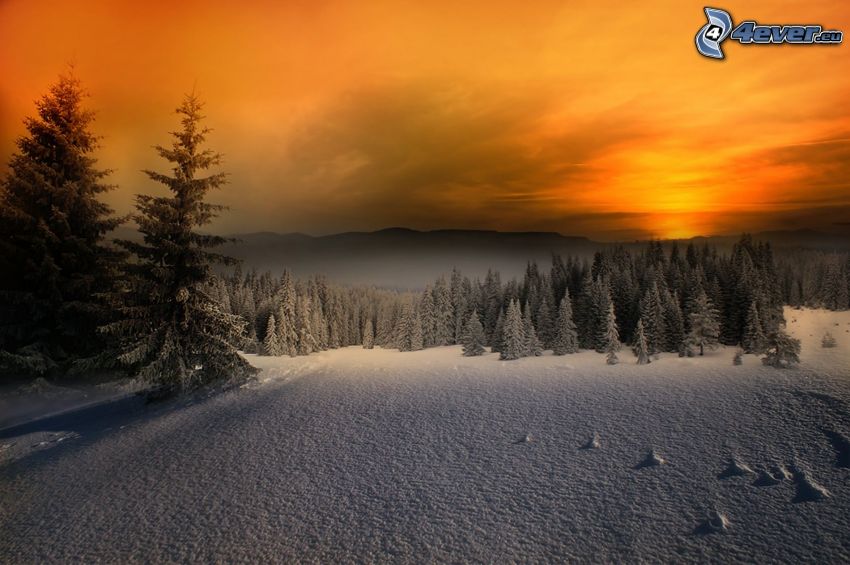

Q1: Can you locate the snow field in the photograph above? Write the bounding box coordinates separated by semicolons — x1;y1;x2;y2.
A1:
1;308;849;562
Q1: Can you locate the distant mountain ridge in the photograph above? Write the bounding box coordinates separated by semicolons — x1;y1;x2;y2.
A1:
109;226;850;288
216;227;849;288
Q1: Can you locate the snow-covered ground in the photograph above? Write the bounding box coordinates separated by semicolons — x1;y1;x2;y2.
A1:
2;308;850;562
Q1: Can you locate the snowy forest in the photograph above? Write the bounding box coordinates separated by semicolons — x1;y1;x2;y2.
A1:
213;236;849;367
1;72;849;391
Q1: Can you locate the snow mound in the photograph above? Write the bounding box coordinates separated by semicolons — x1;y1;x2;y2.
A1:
635;448;666;468
718;457;754;479
753;468;781;487
695;510;730;534
792;470;831;503
581;432;601;450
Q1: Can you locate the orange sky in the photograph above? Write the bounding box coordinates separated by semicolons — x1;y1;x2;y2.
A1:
1;0;849;240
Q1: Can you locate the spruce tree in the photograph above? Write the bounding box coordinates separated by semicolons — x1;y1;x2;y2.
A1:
433;276;454;345
362;319;375;349
534;296;555;349
419;287;438;348
0;71;123;378
295;295;318;355
575;272;596;349
821;332;837;348
461;311;486;356
263;315;283;356
633;318;651;365
522;302;543;357
639;283;666;355
662;290;685;352
742;300;767;354
762;329;801;368
552;290;579;355
686;290;721;356
103;93;256;391
592;278;614;352
491;308;506;353
600;302;621;365
500;300;526;360
395;301;423;352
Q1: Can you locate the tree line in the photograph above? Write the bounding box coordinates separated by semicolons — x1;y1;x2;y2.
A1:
218;232;808;368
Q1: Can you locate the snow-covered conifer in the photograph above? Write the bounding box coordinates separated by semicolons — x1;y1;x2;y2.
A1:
600;302;621;365
396;302;424;352
633;318;651;365
552;289;579;355
762;330;801;368
500;300;526;360
102;94;256;390
822;332;837;348
461;311;486;356
362;319;375;350
523;302;543;357
686;290;721;356
263;315;283;356
742;300;767;354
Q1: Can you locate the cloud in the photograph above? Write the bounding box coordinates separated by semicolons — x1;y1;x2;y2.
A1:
266;80;655;234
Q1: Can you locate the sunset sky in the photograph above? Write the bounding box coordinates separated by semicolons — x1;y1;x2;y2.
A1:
1;0;849;240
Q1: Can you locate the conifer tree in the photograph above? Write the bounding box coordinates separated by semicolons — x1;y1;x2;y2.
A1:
500;300;526;360
592;281;615;352
639;283;666;355
395;301;423;352
419;287;438;348
534;296;555;349
600;302;621;365
742;300;767;354
633;318;651;365
0;71;123;377
821;332;837;348
762;329;801;368
491;308;506;353
575;272;596;349
461;311;486;356
103;93;255;390
522;302;543;357
686;290;721;356
552;290;579;355
662;290;685;352
294;295;317;355
433;276;454;345
263;315;283;356
362;319;375;349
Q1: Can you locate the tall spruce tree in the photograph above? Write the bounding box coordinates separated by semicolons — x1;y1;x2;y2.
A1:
552;289;579;355
633;318;651;365
103;94;256;390
639;282;666;355
600;302;621;365
686;290;721;356
522;301;543;357
395;301;423;352
461;311;486;356
500;300;526;360
0;72;123;378
742;300;767;354
263;315;283;356
362;319;375;350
